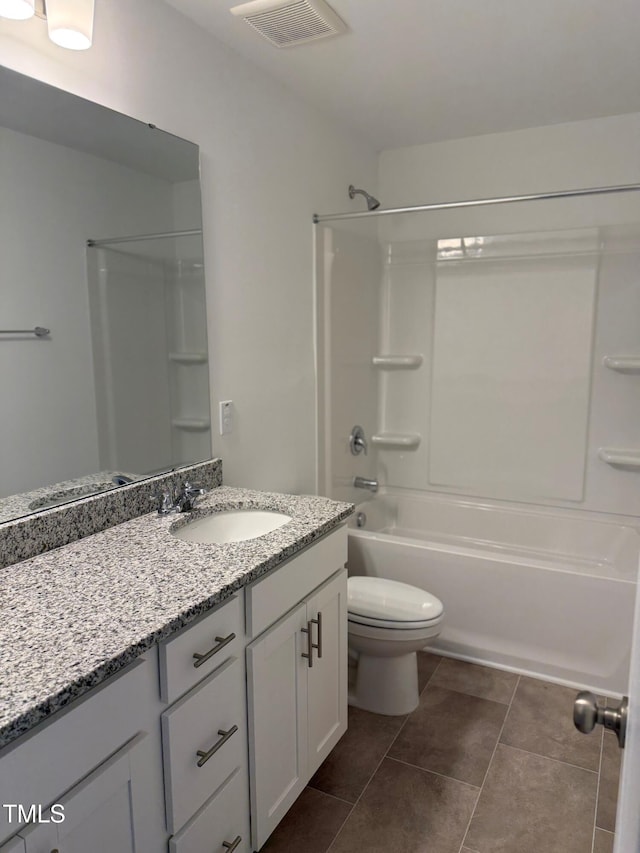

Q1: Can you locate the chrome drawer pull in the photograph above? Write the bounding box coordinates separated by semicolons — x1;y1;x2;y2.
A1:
222;836;242;851
193;633;236;668
301;620;314;668
196;724;238;767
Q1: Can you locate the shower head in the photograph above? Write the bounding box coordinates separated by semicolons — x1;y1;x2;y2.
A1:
348;184;381;211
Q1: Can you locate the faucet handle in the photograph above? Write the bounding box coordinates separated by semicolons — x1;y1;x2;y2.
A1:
183;481;207;497
350;425;368;456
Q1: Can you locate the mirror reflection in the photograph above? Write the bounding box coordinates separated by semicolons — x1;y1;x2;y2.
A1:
0;66;211;523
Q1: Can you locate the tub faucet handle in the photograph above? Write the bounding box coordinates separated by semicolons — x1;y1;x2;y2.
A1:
350;425;368;456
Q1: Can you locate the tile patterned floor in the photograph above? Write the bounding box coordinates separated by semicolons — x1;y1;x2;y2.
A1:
260;654;621;853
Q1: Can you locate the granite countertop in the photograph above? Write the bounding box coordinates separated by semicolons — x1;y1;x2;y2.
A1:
0;486;353;749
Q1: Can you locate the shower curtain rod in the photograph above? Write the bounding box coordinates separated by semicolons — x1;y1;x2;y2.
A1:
312;182;640;223
87;228;202;248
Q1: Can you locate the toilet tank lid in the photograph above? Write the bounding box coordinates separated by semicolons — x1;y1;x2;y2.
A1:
347;576;443;623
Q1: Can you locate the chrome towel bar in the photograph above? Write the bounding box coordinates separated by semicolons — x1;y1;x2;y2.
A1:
0;326;50;337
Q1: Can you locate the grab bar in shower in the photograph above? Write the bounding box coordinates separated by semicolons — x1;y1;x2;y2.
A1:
0;326;50;337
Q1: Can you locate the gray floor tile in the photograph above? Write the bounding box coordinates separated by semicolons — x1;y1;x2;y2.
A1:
388;685;507;786
309;705;406;803
260;786;351;853
329;758;478;853
594;828;615;853
417;650;442;692
597;731;622;832
464;743;598;853
429;657;519;704
500;676;601;770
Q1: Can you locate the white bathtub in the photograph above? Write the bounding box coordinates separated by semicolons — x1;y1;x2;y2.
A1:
347;492;639;695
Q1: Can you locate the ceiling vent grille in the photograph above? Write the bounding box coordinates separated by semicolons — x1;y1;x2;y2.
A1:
230;0;347;48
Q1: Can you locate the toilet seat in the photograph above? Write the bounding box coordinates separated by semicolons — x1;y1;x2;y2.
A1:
348;576;443;630
348;611;443;630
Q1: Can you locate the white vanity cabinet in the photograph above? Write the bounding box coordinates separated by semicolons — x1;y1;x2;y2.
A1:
245;528;348;850
0;520;349;853
0;654;166;852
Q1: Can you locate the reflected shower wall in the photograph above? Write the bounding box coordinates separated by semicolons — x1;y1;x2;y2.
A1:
87;232;210;476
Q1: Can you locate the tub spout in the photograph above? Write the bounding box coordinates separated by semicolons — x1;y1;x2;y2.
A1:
354;476;378;493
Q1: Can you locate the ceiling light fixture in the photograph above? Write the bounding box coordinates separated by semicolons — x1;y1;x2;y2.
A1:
0;0;94;50
0;0;35;19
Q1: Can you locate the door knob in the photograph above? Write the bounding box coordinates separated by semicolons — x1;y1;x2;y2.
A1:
573;690;628;748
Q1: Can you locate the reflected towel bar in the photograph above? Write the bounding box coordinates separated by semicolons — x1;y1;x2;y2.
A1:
0;327;50;337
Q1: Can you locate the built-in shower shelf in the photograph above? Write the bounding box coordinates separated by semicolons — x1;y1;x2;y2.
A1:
168;352;208;364
171;418;211;432
371;433;421;450
602;356;640;374
372;354;423;370
598;447;640;469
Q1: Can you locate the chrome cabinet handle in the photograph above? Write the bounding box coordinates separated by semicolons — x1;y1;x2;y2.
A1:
301;620;313;667
312;612;323;659
222;837;242;851
196;725;238;767
193;633;236;668
302;613;323;666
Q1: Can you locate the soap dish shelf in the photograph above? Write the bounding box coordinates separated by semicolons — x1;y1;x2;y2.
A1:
602;356;640;374
371;433;421;450
171;418;211;432
372;355;423;370
598;447;640;469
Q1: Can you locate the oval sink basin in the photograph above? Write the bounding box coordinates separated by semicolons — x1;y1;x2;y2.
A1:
172;509;292;544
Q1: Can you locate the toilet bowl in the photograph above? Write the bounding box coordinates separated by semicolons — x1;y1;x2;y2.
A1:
348;576;444;716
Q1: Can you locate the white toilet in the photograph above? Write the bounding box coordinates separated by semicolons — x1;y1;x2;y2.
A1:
347;576;444;716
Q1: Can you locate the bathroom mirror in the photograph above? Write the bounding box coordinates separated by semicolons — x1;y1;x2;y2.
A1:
0;66;212;523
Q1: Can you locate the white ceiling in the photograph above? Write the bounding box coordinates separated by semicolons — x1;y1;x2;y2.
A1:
165;0;640;151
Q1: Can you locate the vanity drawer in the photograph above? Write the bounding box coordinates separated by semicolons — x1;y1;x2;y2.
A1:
162;657;245;834
169;767;250;853
245;526;347;637
159;594;243;703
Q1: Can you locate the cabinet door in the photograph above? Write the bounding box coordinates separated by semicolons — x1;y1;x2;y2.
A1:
247;602;308;850
306;569;348;777
19;735;144;853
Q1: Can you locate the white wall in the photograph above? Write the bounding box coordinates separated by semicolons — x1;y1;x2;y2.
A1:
379;113;640;210
0;0;377;495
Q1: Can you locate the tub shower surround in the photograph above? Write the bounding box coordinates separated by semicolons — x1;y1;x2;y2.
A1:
0;484;353;748
0;458;223;569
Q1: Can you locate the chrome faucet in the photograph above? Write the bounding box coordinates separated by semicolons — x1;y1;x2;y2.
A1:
152;481;208;514
353;476;378;493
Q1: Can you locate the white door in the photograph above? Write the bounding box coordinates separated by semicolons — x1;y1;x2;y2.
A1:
613;560;640;852
247;602;309;850
19;736;142;853
306;569;348;777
